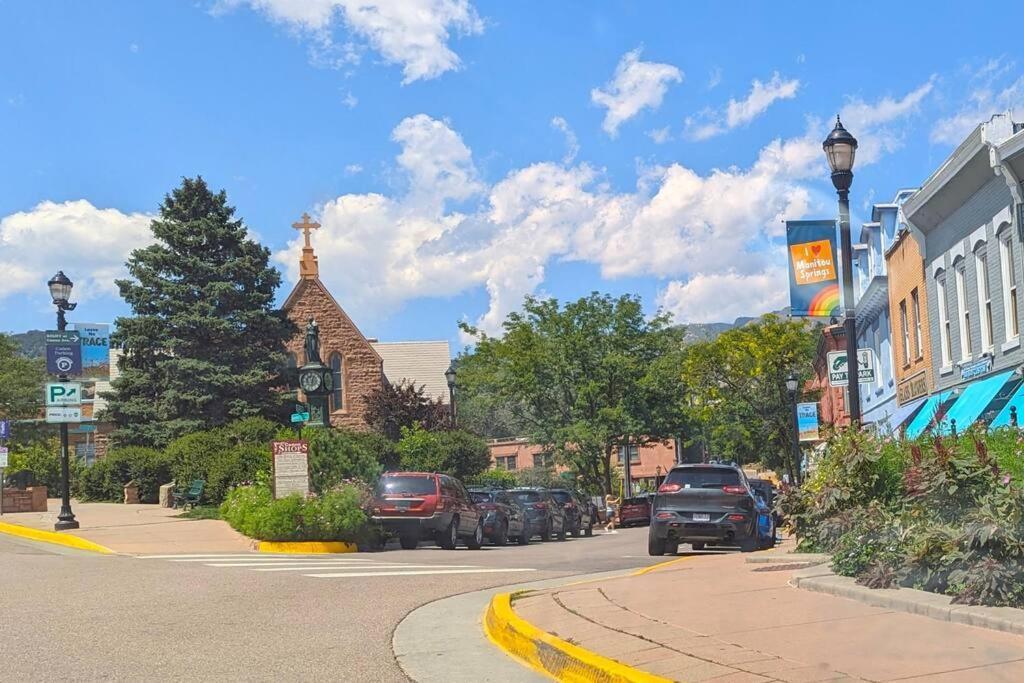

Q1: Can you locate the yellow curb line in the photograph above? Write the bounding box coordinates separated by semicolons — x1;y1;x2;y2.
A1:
633;555;694;576
0;520;114;555
257;540;357;554
484;592;673;683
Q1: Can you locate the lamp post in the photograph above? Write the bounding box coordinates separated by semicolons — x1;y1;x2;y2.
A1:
785;371;801;485
445;361;457;429
47;271;79;531
823;116;861;426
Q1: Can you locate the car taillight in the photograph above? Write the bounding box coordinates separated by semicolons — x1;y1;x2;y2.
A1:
655;512;674;520
531;503;547;510
722;485;747;495
727;513;746;521
658;483;681;493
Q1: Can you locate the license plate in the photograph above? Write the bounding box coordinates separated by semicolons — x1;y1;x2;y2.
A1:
693;513;710;522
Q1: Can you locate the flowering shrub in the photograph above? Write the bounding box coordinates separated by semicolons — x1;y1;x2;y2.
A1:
782;425;1024;608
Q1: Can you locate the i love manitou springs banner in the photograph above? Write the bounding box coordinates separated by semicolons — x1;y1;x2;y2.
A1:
786;219;841;317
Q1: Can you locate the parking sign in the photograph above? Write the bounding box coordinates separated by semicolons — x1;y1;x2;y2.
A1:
46;382;83;406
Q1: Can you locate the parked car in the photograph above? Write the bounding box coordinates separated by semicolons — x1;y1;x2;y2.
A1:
547;488;593;536
468;488;529;545
647;464;773;555
748;478;781;537
618;495;652;527
508;488;566;541
371;472;483;550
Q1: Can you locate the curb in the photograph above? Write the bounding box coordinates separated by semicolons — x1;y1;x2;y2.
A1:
0;520;114;555
257;540;357;554
484;592;672;683
791;566;1024;637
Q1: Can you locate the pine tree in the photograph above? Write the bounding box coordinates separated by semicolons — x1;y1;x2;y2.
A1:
106;177;294;447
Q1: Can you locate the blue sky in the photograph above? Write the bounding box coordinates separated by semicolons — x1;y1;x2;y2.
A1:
2;1;1022;350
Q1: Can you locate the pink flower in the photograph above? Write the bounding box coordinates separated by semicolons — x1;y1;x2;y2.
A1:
1003;475;1012;485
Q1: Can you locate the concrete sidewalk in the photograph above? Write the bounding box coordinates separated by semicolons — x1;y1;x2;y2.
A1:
512;545;1024;682
1;499;252;554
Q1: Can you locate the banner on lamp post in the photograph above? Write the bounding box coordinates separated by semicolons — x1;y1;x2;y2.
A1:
797;402;820;442
786;220;841;318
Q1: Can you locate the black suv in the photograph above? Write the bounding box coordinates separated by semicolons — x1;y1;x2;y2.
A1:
468;488;529;545
547;488;593;537
508;488;566;541
648;464;768;555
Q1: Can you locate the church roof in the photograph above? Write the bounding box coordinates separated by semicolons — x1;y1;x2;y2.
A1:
282;278;383;363
372;341;452;402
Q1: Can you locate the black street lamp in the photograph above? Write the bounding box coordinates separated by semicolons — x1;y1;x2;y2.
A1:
47;271;79;531
785;371;801;485
823;115;861;426
445;361;457;429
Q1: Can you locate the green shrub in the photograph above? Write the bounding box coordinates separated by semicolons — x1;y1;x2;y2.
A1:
6;439;83;496
396;425;490;482
165;419;276;504
219;482;369;542
304;428;385;493
468;469;518;489
78;447;171;502
225;416;279;446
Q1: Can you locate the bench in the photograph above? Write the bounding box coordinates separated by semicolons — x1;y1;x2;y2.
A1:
172;479;205;510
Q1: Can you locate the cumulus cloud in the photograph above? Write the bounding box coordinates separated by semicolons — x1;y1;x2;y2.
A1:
646;126;673;144
686;72;800;140
840;77;935;163
657;268;789;324
591;48;683;137
550;116;579;164
219;0;484;83
0;200;153;305
931;60;1024;144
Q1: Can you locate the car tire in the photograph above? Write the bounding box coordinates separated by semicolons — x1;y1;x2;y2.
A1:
466;522;484;550
399;532;418;550
516;528;530;545
494;521;509;546
691;542;706;551
439;518;459;550
584;523;593;537
557;521;567;541
648;534;667;556
668;542;679;555
540;522;551;542
738;536;758;553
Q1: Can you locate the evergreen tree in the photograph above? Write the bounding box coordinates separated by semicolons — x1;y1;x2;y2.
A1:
106;177;294;447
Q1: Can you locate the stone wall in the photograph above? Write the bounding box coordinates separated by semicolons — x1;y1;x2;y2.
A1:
2;486;48;513
284;279;384;431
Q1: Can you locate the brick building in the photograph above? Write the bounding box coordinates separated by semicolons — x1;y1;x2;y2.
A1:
807;324;850;430
886;226;933;415
281;214;451;430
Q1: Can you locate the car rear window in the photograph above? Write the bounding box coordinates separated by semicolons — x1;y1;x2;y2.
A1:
376;476;437;496
664;468;741;489
469;491;494;504
549;491;572;503
622;497;649;506
511;491;541;503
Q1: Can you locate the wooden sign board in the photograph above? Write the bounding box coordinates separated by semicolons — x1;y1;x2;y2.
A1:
271;440;310;499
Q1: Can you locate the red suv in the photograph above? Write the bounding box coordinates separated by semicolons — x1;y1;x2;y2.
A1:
371;472;483;550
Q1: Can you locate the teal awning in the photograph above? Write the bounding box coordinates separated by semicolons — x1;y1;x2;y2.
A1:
905;391;953;439
991;378;1024;428
877;396;927;435
936;370;1014;435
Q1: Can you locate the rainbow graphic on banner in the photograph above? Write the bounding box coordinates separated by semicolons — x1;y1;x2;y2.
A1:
807;283;841;317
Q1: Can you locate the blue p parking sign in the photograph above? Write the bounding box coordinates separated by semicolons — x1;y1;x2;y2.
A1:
45;330;81;376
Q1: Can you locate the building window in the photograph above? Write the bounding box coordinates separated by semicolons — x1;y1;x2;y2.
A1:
955;263;972;359
617;444;640;464
496;455;517;470
533;452;554;468
1001;233;1019;339
937;274;952;367
911;288;923;360
899;300;910;366
329;353;343;411
977;251;993;351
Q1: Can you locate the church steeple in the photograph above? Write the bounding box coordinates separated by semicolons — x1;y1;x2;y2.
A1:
292;212;320;280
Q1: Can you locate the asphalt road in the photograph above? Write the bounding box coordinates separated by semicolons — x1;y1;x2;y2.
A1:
0;527;664;681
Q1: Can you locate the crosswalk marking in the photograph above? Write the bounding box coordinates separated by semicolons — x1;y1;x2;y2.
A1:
138;553;536;579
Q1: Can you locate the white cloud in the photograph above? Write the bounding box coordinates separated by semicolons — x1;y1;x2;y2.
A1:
591;48;683;137
0;200;153;305
931;61;1024;144
840;77;935;164
342;90;358;108
647;126;673;144
550;116;579;164
220;0;484;83
657;267;789;324
686;72;800;140
344;163;363;175
707;67;722;90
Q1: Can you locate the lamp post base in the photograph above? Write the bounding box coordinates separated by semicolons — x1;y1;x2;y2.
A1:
55;509;79;531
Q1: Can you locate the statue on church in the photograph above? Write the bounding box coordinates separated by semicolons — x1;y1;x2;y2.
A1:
304;318;322;365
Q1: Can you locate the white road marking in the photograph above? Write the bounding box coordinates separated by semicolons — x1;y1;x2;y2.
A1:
305;568;537;578
250;564;478;572
165;557;376;563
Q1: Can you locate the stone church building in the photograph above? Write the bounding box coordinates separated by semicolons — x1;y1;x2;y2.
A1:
282;214;451;430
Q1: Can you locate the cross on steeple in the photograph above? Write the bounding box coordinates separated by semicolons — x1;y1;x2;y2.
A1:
292;212;321;249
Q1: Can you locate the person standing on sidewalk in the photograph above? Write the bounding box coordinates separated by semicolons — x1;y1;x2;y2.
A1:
604;493;620;532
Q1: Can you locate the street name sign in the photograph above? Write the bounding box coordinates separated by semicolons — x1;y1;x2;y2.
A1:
827;349;876;387
45;406;82;423
46;382;83;406
45;330;82;376
271;440;309;499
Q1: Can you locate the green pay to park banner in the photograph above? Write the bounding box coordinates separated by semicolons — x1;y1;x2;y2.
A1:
786;220;841;318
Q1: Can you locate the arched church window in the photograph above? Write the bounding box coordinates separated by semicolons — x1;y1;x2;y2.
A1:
329;353;343;411
285;353;298;389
